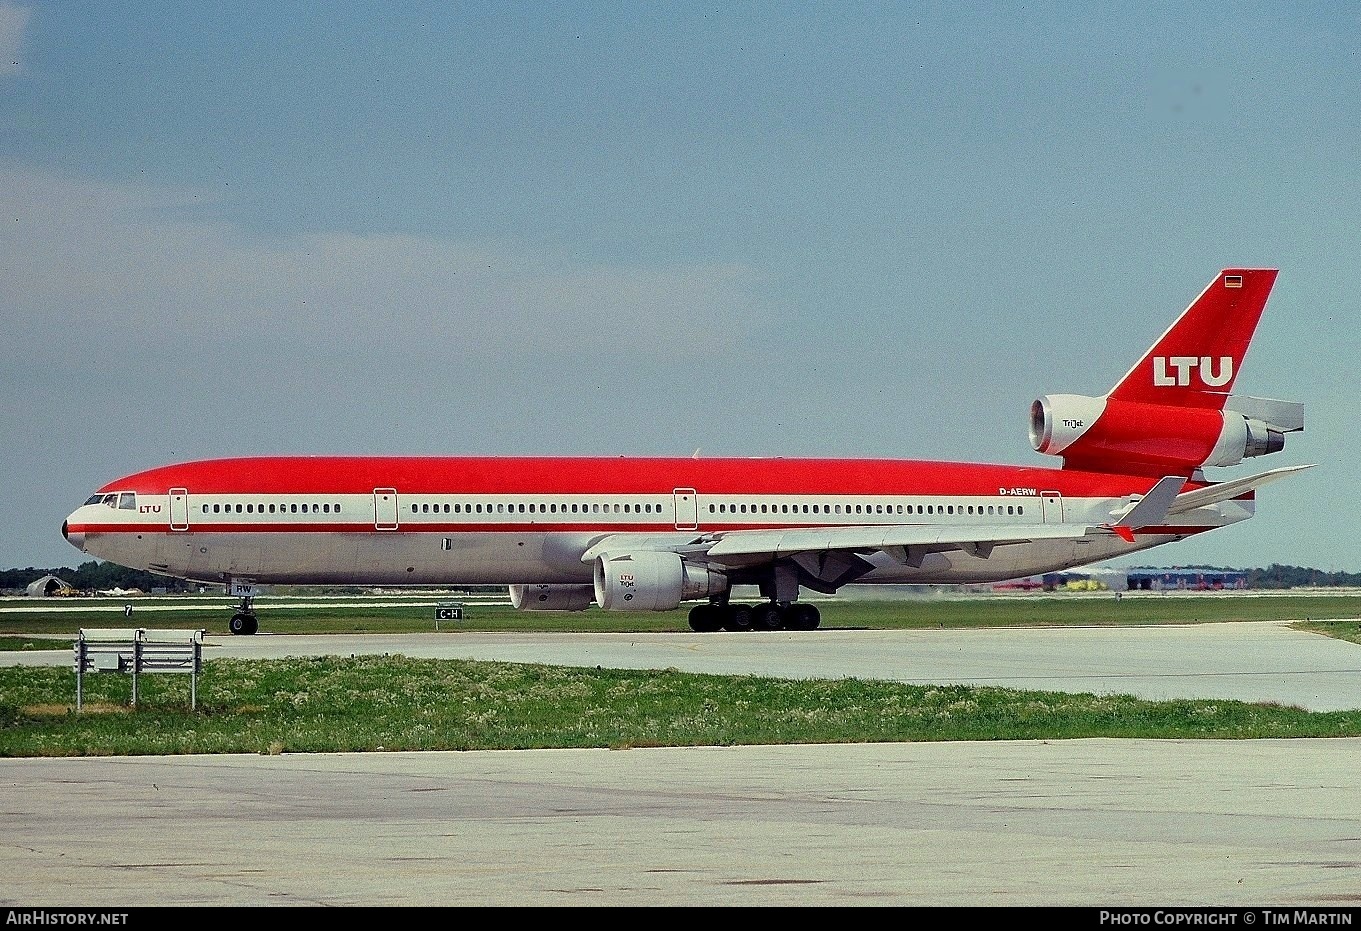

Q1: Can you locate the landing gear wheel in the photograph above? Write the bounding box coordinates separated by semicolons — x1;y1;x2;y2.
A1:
228;585;260;635
688;604;724;632
787;603;821;630
751;602;785;631
722;604;754;632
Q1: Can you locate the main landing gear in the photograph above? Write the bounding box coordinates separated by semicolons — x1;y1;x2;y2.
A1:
687;601;820;633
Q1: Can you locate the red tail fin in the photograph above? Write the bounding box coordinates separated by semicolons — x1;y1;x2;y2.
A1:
1107;269;1278;410
1029;268;1300;476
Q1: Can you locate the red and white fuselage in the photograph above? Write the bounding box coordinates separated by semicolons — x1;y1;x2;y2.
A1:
62;269;1309;633
62;455;1242;587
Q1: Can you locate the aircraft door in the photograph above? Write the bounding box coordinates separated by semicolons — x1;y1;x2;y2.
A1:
1041;491;1064;524
169;487;189;531
673;488;698;530
374;488;399;530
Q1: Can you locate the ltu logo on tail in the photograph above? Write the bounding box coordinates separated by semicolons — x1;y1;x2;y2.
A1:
1153;356;1233;388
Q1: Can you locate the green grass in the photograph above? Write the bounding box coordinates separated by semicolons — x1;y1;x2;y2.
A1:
3;593;1360;758
4;655;1361;758
1295;620;1361;644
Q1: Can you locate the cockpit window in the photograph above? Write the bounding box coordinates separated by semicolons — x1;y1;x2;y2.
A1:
102;494;118;508
84;494;104;506
118;492;136;510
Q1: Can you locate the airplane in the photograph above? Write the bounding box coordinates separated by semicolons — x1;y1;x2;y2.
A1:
62;268;1309;635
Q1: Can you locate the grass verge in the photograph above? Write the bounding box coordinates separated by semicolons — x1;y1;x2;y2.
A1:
4;595;1360;758
3;655;1361;758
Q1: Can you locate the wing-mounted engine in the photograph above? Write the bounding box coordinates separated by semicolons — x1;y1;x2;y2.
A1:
1030;393;1304;476
508;583;594;611
593;552;725;611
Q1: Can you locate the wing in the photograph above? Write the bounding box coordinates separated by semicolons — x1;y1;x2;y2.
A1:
581;521;1127;593
578;465;1315;595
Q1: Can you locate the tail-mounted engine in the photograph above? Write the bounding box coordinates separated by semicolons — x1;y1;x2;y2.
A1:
1030;393;1304;475
593;552;725;611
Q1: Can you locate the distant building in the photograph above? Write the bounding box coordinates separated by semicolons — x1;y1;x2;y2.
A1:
1124;568;1248;591
998;567;1129;592
25;574;73;597
991;577;1046;591
1001;567;1249;592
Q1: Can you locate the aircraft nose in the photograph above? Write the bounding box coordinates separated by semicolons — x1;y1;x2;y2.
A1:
63;519;85;550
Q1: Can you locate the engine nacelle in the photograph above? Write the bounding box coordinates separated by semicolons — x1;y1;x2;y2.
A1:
508;583;594;612
593;552;723;612
1030;393;1296;473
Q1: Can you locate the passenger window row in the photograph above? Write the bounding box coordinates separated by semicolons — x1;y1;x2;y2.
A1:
411;501;660;515
187;498;1026;519
408;499;1026;518
708;502;1025;517
200;503;342;515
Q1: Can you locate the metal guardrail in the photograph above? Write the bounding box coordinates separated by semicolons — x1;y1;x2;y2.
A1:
74;628;206;710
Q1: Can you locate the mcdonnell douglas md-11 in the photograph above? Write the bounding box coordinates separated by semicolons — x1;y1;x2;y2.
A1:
63;268;1309;634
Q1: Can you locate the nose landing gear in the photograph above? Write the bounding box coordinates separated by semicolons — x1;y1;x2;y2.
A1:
228;585;259;635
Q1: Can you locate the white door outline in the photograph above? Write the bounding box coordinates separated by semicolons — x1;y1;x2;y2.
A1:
673;488;698;530
1040;491;1064;524
169;487;189;531
374;488;399;530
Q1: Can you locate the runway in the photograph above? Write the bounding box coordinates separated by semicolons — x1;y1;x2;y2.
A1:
4;739;1361;907
4;622;1361;906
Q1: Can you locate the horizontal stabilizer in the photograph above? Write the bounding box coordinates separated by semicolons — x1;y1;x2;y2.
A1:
1113;475;1186;528
1224;395;1305;433
1167;464;1316;515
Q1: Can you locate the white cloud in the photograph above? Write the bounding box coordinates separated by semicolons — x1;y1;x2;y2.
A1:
0;2;29;75
0;165;773;360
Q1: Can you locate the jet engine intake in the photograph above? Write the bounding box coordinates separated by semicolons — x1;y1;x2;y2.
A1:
593;552;723;612
1030;394;1298;473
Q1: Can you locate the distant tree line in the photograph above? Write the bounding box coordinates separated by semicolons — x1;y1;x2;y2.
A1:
1119;564;1361;589
0;563;509;595
3;561;1361;595
1246;564;1361;588
0;562;193;594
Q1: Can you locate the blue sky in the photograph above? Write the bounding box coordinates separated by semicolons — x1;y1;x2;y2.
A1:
1;2;1355;572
